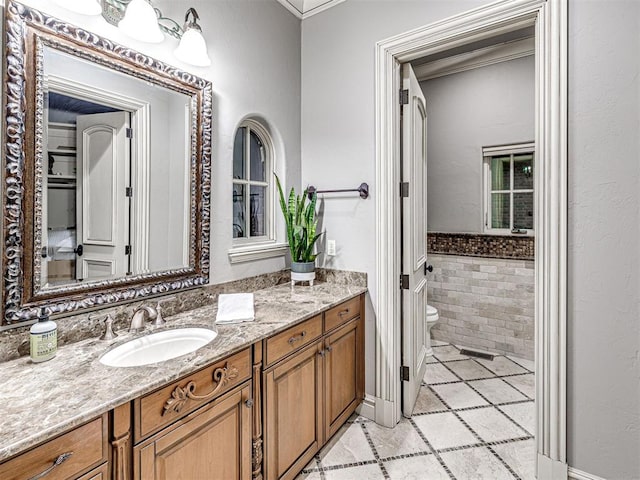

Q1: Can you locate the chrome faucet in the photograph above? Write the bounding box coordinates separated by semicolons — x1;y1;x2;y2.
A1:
129;305;159;332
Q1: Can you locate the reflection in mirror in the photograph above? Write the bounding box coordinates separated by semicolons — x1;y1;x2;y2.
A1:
41;47;191;289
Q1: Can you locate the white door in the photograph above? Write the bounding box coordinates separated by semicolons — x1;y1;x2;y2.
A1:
401;63;429;417
76;111;130;281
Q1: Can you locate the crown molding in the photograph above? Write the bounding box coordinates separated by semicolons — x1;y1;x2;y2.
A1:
275;0;345;19
415;36;534;81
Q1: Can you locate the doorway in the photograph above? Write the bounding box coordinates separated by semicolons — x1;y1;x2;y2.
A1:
374;0;568;477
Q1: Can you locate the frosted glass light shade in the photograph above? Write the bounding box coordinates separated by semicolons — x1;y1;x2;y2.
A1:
174;28;211;67
118;0;164;44
52;0;101;15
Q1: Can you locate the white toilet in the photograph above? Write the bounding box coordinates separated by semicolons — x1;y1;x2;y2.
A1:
426;304;439;356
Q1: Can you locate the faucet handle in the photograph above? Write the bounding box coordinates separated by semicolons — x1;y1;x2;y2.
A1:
99;314;118;341
155;297;176;326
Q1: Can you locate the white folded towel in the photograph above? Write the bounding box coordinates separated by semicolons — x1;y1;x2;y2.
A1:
216;293;255;324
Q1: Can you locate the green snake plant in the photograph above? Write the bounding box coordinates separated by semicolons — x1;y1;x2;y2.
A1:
275;174;322;263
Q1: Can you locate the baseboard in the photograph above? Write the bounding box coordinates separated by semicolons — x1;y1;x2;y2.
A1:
538;453;568;480
568;467;607;480
356;394;376;421
374;396;398;428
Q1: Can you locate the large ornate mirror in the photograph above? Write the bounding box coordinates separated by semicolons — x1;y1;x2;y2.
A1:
2;1;212;325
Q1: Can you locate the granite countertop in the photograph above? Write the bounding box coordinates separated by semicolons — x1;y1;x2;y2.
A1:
0;281;367;462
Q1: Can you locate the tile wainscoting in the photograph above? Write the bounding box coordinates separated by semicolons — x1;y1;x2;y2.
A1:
428;253;535;360
428;232;534;260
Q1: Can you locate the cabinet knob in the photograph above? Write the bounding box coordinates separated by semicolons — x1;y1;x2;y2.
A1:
288;331;307;345
245;398;254;408
325;346;333;352
317;350;326;357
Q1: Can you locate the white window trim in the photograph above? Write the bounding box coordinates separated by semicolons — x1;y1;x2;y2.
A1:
229;119;286;263
483;142;535;236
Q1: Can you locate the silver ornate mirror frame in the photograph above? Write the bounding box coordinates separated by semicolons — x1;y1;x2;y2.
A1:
2;1;212;325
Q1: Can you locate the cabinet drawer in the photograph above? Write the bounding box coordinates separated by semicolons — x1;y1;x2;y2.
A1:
265;314;322;367
135;347;252;442
77;463;109;480
0;415;107;480
324;296;360;333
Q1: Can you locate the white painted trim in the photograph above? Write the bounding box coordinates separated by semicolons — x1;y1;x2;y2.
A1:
232;119;276;245
415;36;534;81
356;394;376;421
374;0;568;470
301;0;345;19
227;242;288;264
44;76;151;272
275;0;345;19
568;467;607;480
538;453;569;480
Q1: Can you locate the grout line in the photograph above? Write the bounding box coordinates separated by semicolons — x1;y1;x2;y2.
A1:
496;404;534;436
319;459;379;472
487;443;524;480
378;451;433;462
447;404;523;480
500;376;534;400
502;355;535;374
413;397;533;416
407;416;458;480
360;421;391;479
425;359;529;480
314;453;326;479
436;359;533;437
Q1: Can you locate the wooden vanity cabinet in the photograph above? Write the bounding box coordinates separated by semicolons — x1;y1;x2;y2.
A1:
264;341;324;480
263;295;365;480
130;347;254;480
324;316;364;439
134;382;253;480
0;414;108;480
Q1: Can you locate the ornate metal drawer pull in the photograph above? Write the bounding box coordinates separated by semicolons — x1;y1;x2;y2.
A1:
288;331;306;345
338;309;350;317
28;452;73;480
162;363;239;416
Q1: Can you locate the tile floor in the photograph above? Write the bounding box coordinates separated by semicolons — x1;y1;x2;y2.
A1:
297;342;536;480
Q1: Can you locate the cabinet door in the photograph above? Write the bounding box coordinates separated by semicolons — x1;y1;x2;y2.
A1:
135;383;252;480
324;317;364;439
264;341;323;480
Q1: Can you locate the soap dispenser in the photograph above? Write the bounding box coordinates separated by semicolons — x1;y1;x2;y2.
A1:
30;308;57;363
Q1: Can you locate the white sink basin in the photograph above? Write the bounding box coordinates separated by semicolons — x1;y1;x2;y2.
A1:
100;327;218;367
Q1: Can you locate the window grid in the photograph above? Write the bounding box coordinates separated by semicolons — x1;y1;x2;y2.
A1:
233;122;272;242
484;146;534;235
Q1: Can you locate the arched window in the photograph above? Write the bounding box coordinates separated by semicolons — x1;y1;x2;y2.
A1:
232;120;273;242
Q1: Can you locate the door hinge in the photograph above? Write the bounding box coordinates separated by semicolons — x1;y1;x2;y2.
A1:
125;127;133;138
125;245;132;255
400;182;409;198
400;274;409;290
400;89;409;105
126;187;133;197
401;366;410;381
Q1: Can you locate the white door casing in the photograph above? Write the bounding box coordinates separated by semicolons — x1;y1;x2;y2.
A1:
374;0;568;477
400;63;429;417
76;111;130;281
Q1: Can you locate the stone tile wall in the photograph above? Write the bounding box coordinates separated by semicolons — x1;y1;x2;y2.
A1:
428;233;534;260
428;253;534;359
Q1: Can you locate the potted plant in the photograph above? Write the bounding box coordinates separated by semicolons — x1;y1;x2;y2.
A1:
275;174;322;286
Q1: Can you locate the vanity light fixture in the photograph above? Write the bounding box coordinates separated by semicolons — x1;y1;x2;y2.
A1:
117;0;164;44
55;0;212;67
174;9;212;67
